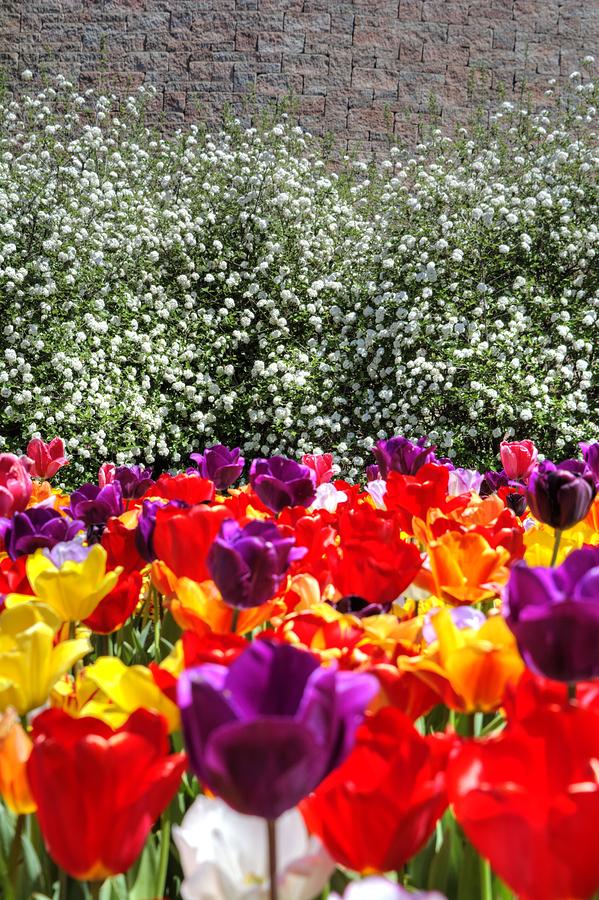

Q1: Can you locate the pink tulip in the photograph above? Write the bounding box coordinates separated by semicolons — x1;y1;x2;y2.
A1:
301;453;335;486
98;462;116;487
0;454;32;516
500;439;538;481
26;437;68;480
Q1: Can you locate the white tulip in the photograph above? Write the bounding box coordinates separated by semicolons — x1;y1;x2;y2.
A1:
331;877;446;899
173;796;335;900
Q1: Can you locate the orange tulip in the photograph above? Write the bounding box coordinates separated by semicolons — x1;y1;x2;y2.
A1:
0;708;36;813
424;530;510;605
169;577;283;636
397;608;524;713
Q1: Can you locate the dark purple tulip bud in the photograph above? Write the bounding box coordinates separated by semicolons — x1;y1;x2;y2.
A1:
113;464;154;500
504;547;599;682
506;492;527;518
580;441;599;486
207;519;306;609
366;464;381;482
372;436;436;479
479;469;510;498
249;456;316;513
331;595;392;618
526;460;596;530
177;640;379;819
69;483;124;542
1;507;85;560
189;445;245;491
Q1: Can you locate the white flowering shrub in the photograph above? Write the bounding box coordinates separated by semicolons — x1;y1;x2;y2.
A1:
0;71;597;481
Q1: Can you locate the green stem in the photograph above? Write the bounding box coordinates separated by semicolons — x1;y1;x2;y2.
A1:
550;528;562;567
7;815;25;888
89;881;103;900
59;868;68;900
155;811;171;899
479;854;493;900
153;588;161;663
267;819;278;900
231;607;240;634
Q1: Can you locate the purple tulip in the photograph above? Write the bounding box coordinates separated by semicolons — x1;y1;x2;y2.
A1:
0;507;85;560
504;547;599;682
113;464;154;500
250;456;316;513
580;441;599;486
372;436;437;479
366;464;381;482
177;640;378;819
526;459;596;530
135;498;188;563
189;445;245;491
70;482;124;526
43;539;91;567
479;469;510;497
505;491;527;518
207;519;305;609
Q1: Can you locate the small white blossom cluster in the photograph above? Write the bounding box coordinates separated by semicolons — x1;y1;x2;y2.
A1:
0;73;597;480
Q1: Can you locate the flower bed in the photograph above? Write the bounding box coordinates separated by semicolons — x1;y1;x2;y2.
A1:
1;435;598;899
0;72;598;481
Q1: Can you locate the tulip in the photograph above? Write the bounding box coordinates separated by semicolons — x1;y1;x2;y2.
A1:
7;543;120;623
177;640;378;819
152;503;232;582
145;471;215;505
301;707;453;873
425;530;510;605
0;454;32;517
398;608;524;713
504;546;599;682
1;507;84;560
250;456;316;513
25;437;68;480
385;464;469;535
331;881;446;900
0;707;36;813
500;439;538;481
98;461;116;486
113;464;154;500
527;459;596;531
27;708;186;881
207;518;305;609
61;655;181;732
173;796;334;900
0;603;90;714
447;467;483;496
83;570;142;634
372;435;436;478
301;453;336;486
69;481;124;531
581;441;599;484
135;497;169;562
448;703;599;900
189;444;245;491
311;482;348;513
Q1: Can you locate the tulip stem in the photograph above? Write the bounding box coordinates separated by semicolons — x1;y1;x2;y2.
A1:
155;811;171;899
7;815;24;887
568;682;577;703
550;529;562;567
231;607;240;634
479;854;493;900
153;587;161;663
267;819;278;900
89;881;103;900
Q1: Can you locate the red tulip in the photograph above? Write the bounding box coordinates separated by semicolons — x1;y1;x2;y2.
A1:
27;708;186;882
83;570;143;634
101;516;146;575
500;439;538;481
301;707;454;873
448;704;599;900
302;453;336;485
26;437;68;480
142;473;215;505
152;503;231;582
385;464;469;534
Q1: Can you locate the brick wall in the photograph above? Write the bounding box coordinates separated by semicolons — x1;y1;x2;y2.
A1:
0;0;596;152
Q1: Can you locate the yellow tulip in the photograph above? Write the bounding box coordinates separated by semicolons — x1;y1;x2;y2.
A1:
0;603;90;715
7;544;119;622
523;522;587;567
52;656;180;733
398;608;524;713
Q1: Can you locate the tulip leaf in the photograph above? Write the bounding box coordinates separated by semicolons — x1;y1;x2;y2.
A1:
127;833;161;900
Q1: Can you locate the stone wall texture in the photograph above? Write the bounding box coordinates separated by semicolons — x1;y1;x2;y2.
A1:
0;0;597;151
